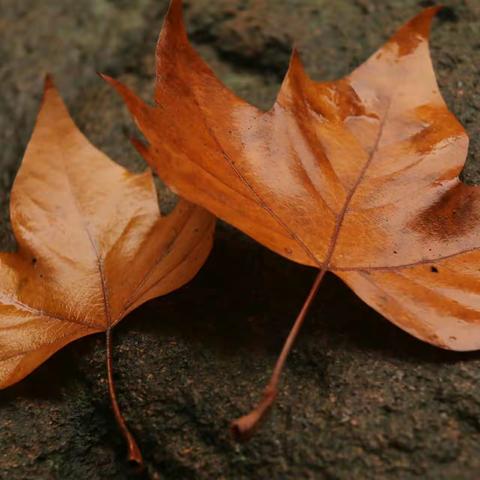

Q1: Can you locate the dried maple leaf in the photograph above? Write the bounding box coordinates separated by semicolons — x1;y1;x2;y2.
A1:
0;77;215;463
106;0;479;439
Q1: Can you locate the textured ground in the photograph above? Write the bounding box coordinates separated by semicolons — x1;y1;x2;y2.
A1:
0;0;479;479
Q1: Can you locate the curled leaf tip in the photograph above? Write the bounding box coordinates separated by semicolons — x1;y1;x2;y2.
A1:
418;5;443;26
403;5;443;39
381;6;443;58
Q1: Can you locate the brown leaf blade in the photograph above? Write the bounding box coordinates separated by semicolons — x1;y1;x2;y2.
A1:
0;77;215;461
109;2;480;351
107;0;480;440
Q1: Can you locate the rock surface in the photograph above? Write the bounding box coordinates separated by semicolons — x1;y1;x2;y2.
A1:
0;0;479;479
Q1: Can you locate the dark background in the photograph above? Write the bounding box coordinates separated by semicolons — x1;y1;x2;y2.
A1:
0;0;479;478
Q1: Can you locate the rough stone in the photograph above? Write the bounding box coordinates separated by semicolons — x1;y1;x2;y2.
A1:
0;0;479;479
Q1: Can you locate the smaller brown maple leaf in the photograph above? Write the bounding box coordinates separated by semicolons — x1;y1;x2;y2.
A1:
0;76;215;465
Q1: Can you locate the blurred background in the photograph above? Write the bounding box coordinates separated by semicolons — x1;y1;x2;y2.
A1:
0;1;479;478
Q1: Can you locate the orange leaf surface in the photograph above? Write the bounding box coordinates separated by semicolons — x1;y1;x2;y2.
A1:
107;0;478;437
0;77;215;460
108;2;477;351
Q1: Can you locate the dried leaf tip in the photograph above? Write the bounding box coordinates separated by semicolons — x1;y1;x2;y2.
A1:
288;48;306;74
40;74;58;111
166;0;185;27
162;0;188;42
387;6;443;55
43;73;55;92
131;137;150;160
409;6;443;37
288;47;310;82
276;47;309;105
100;74;149;126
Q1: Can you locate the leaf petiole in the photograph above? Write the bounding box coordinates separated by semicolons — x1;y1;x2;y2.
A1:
231;268;327;441
106;328;144;467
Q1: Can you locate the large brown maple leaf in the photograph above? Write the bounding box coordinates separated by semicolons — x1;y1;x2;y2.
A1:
106;0;479;438
0;77;215;461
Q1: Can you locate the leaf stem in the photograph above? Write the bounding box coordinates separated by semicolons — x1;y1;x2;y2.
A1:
106;328;144;467
231;268;327;441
